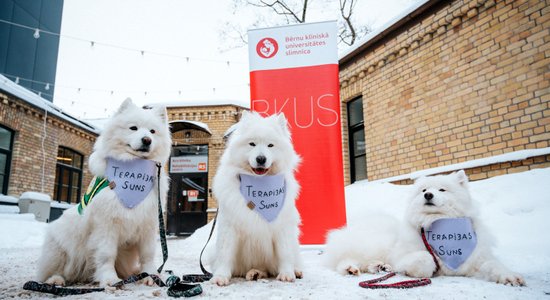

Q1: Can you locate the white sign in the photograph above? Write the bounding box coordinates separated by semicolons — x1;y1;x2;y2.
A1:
248;21;338;72
170;156;208;173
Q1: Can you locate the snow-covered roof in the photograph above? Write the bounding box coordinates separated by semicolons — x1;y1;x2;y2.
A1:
169;120;212;135
160;99;249;109
339;0;433;64
372;147;550;183
0;75;99;134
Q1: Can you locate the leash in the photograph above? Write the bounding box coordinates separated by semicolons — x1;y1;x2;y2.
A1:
23;163;202;297
179;210;217;283
421;227;441;273
359;228;439;290
23;272;202;297
156;162;168;273
359;272;431;289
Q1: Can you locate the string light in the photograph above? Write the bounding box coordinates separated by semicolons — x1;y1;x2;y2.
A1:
0;18;247;65
2;72;249;97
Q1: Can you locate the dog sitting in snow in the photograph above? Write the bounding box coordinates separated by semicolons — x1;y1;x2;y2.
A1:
37;99;171;287
393;171;525;285
325;171;525;286
209;111;302;286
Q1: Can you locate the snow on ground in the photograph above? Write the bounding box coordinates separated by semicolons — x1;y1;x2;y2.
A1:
1;168;549;299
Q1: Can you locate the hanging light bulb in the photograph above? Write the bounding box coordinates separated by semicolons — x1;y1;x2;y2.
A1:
45;83;50;90
33;28;40;39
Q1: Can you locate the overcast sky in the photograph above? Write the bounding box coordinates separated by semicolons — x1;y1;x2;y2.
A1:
53;0;419;120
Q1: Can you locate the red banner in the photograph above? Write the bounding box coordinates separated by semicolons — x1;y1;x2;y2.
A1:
248;22;346;244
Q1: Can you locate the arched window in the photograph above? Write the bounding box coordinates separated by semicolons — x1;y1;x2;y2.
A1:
54;147;83;203
0;125;14;195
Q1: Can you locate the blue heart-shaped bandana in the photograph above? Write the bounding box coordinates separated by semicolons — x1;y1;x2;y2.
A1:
423;217;477;270
106;158;156;208
239;174;286;222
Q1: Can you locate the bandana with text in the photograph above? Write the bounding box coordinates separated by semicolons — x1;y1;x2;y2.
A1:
423;217;477;270
239;173;285;222
106;157;156;208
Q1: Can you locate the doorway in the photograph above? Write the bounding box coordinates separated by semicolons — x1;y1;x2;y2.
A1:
167;145;208;236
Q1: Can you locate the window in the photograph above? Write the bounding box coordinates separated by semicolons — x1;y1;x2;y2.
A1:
54;147;83;203
348;97;366;182
0;125;14;194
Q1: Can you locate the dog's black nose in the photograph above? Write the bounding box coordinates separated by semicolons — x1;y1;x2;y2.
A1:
256;155;266;165
424;192;433;200
142;137;152;146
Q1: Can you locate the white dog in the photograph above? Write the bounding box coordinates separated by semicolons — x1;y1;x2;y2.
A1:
209;111;302;286
325;171;525;286
390;170;525;286
37;99;171;287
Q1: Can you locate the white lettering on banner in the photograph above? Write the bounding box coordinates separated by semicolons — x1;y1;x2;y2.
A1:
251;94;339;128
170;156;208;173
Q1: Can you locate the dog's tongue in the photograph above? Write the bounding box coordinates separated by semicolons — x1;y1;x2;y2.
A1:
253;168;268;175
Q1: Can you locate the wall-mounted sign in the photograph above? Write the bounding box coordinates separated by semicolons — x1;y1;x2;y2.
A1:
170;156;208;173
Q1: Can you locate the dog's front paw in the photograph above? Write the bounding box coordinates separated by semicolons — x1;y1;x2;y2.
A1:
141;275;156;286
294;270;303;279
276;271;296;282
245;269;268;281
398;252;436;278
98;274;122;288
210;275;230;286
346;266;360;276
496;273;526;286
366;261;393;274
45;275;65;286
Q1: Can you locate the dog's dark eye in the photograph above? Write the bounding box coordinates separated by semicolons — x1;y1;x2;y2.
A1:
249;142;256;147
268;144;274;148
422;189;426;193
150;129;156;134
129;126;138;131
439;189;446;192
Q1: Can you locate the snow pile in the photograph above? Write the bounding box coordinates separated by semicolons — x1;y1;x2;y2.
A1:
1;168;549;299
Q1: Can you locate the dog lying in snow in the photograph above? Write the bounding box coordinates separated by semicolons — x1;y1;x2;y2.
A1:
325;171;525;286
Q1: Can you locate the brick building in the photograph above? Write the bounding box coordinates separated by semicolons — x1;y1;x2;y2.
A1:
0;75;98;205
165;102;247;234
339;0;550;184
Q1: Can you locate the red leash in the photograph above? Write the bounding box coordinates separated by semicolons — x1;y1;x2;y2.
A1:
359;228;438;289
359;272;431;289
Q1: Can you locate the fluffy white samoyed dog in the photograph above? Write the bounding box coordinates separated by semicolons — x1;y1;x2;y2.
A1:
37;98;171;287
325;171;525;286
209;111;302;286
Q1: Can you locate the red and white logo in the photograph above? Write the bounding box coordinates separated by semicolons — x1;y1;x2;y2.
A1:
256;37;278;59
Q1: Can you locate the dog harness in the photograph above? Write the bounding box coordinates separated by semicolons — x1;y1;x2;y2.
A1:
77;158;157;214
422;217;478;270
240;173;286;222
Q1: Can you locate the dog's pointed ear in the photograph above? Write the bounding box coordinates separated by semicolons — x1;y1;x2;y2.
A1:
240;110;252;121
455;170;469;185
275;113;291;137
154;105;168;123
116;98;134;114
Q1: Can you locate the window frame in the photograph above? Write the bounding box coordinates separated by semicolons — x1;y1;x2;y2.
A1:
0;125;14;195
54;146;83;204
347;97;366;183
